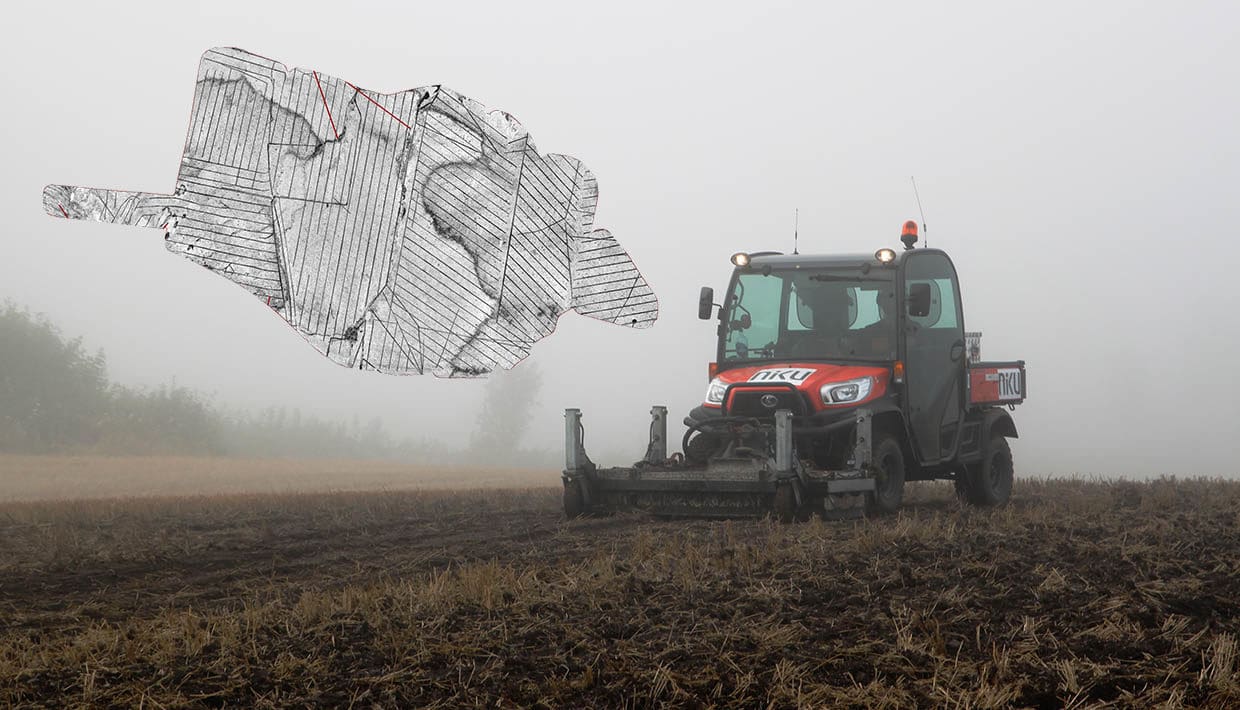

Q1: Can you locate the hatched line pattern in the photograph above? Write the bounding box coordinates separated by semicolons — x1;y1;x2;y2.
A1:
42;47;658;377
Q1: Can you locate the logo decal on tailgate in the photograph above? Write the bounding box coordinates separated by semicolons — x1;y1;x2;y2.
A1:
998;369;1023;399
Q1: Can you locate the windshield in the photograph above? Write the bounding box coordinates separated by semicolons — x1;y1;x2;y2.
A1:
722;269;897;362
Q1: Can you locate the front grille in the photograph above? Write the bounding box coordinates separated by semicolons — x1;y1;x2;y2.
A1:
724;387;807;418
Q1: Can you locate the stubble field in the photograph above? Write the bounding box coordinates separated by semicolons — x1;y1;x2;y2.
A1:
1;457;1237;708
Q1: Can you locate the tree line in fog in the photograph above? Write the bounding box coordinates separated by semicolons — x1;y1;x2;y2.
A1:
0;303;550;464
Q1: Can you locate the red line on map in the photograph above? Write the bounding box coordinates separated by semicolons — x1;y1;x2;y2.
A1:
58;204;69;218
345;82;412;130
313;71;340;140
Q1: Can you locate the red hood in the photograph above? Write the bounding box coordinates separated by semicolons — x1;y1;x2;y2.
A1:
705;361;890;412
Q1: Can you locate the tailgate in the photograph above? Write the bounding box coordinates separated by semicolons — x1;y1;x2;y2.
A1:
968;360;1026;406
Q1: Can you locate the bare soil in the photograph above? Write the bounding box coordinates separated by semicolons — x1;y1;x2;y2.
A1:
1;470;1238;708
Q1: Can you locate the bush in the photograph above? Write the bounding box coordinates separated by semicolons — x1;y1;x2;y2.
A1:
0;302;434;460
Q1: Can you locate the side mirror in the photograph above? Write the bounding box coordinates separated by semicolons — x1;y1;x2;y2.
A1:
908;283;932;318
698;286;714;320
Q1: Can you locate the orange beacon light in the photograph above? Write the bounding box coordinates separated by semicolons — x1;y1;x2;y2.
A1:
900;220;919;250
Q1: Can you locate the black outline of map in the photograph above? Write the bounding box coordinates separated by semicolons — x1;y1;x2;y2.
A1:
42;47;658;376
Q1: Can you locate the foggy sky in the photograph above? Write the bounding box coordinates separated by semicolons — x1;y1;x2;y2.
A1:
2;1;1236;476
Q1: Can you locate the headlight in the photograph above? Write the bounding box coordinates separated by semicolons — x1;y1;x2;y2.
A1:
820;377;874;405
705;377;728;404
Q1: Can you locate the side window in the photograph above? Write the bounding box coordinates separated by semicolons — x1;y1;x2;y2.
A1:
930;278;958;329
906;280;942;327
904;254;962;332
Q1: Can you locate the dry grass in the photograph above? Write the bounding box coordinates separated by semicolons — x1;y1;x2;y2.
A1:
1;469;1238;707
0;454;553;501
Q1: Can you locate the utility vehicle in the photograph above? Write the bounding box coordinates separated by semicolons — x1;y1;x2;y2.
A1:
563;222;1026;521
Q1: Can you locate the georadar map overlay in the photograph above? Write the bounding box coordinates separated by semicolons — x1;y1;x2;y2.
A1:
42;47;657;376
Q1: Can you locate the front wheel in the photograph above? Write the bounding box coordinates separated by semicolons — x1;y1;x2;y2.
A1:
959;434;1014;507
867;435;906;515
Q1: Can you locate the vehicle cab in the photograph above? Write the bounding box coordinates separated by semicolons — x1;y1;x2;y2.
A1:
691;243;981;471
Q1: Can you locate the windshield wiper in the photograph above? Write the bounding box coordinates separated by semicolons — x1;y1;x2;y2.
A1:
808;273;893;283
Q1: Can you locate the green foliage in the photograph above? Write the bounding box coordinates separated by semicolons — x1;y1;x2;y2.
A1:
97;385;224;456
0;304;109;453
0;302;437;460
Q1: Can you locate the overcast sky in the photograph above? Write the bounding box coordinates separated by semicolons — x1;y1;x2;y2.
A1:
2;1;1236;476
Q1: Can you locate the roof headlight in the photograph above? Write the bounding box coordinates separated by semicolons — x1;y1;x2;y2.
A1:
875;248;896;264
731;252;751;267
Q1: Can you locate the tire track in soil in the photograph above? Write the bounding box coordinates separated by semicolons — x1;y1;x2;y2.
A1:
0;505;662;633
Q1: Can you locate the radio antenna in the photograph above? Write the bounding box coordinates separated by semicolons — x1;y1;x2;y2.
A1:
793;208;799;255
911;176;928;248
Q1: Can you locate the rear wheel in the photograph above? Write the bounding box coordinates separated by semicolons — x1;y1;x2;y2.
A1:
960;434;1013;507
563;478;587;519
867;435;906;515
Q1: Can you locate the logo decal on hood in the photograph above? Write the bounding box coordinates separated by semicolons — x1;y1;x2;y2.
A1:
748;368;816;384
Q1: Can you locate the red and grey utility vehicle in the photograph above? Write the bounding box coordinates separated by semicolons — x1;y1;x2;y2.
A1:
563;222;1026;521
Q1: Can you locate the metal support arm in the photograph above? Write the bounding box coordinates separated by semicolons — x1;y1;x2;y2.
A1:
644;405;668;464
564;408;584;475
852;408;873;470
774;409;794;478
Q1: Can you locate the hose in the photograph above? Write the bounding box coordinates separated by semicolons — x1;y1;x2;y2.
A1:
681;416;764;457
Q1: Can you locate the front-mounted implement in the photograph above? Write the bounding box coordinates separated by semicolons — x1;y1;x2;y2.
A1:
562;405;877;521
